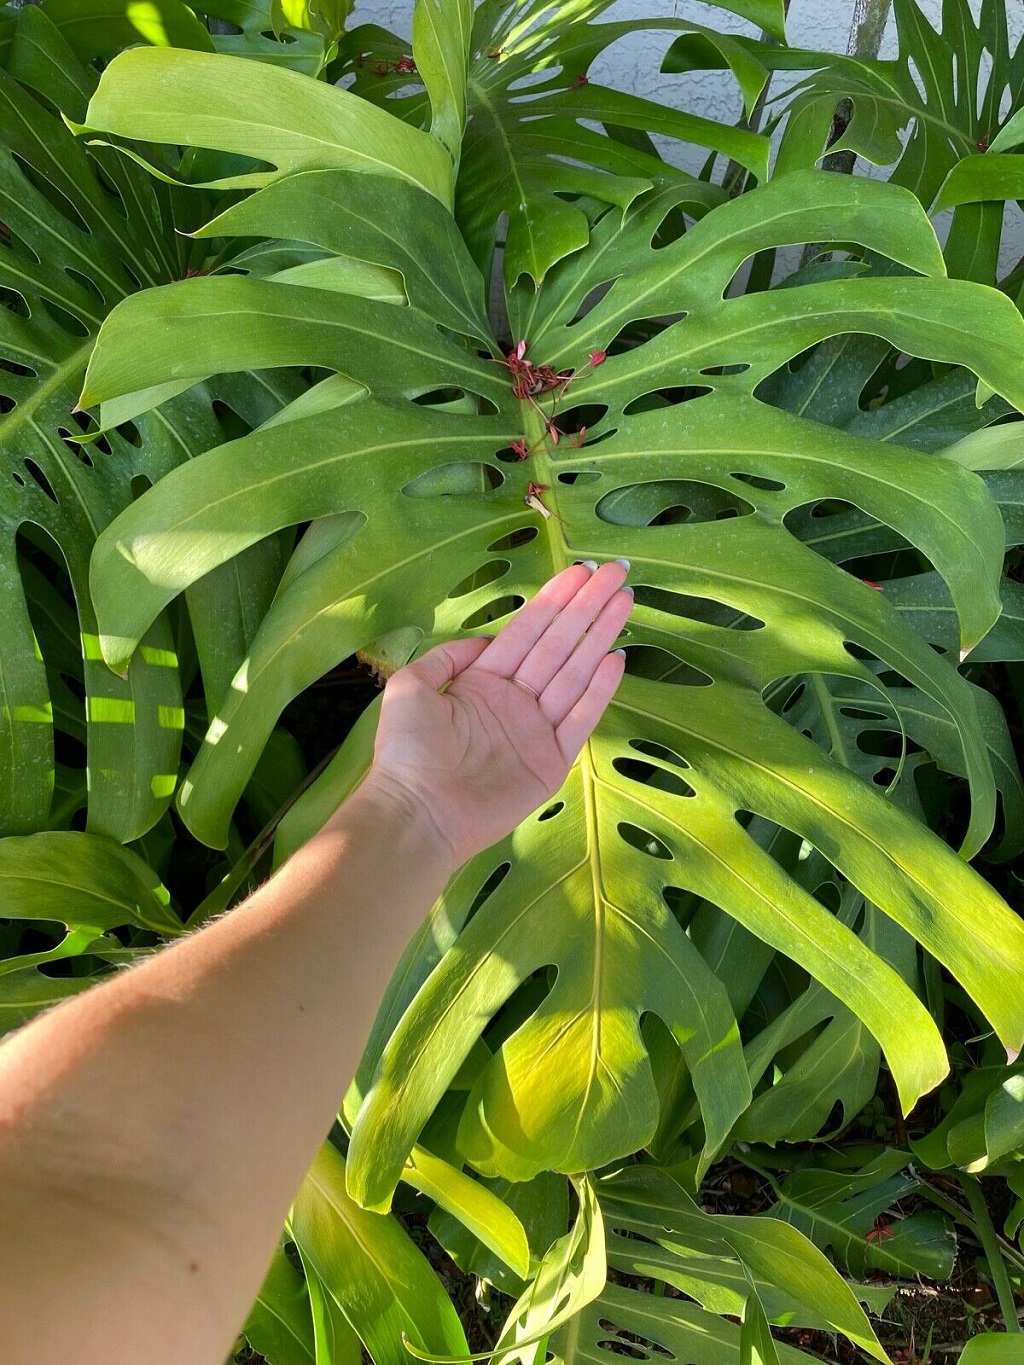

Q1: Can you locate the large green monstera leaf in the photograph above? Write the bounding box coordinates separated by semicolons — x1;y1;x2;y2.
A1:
339;0;782;285
77;42;1024;1209
0;5;300;842
676;0;1024;282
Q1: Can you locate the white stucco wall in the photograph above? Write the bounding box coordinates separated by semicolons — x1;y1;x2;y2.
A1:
350;0;1024;274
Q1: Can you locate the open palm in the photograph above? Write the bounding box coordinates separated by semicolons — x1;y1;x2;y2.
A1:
368;563;634;866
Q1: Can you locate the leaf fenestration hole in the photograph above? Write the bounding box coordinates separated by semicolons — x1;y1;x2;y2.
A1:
65;267;105;306
730;471;785;492
0;357;36;378
461;595;525;630
12;155;91;235
617;822;673;860
411;387;466;407
633;586;764;631
622;385;711;416
629;738;690;769
58;428;93;467
597;1342;647;1361
622;645;713;687
39;298;89;339
447;559;511;599
613;756;694;799
537;801;564;821
0;287;29;318
466;861;511;922
699;363;750;378
780;681;805;713
23;459;58;503
116;420;142;448
403;463;504;497
557;470;602;485
596;480;753;527
487;526;538;552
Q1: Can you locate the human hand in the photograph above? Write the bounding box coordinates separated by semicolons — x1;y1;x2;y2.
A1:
361;562;634;868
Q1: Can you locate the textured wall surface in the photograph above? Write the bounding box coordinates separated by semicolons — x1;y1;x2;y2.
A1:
348;0;1024;271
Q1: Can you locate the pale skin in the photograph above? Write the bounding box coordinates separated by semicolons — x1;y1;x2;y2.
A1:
0;561;633;1365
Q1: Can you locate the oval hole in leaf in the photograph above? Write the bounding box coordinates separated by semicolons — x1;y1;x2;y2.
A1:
596;480;753;527
613;756;694;800
130;474;152;501
0;394;15;415
813;880;842;912
617;823;673;860
12;154;91;235
557;470;602;485
629;738;690;770
403;462;504;497
622;645;712;686
538;801;564;821
0;222;40;264
116;420;142;449
65;267;105;307
58;428;93;467
633;585;764;631
780;681;805;713
553;402;611;448
622;385;711;416
841;705;888;721
23;459;57;503
699;363;750;378
731;471;785;492
40;298;89;339
487;525;539;552
1;287;29;319
1;357;36;378
461;595;525;630
597;1342;647;1361
810;498;857;518
651;201;693;251
448;559;511;599
411;386;467;407
93;165;129;218
466;860;512;923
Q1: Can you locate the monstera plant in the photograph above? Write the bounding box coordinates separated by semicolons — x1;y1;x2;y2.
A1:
3;0;1024;1360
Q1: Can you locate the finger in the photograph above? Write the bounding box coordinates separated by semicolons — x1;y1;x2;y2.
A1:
555;650;627;765
473;563;596;677
511;561;630;694
541;588;635;726
391;637;491;694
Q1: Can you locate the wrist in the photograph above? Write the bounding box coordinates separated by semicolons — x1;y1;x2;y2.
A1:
324;771;459;881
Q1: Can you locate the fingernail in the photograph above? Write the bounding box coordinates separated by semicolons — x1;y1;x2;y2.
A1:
616;558;631;571
620;584;634;596
480;633;496;640
580;559;598;571
613;648;627;657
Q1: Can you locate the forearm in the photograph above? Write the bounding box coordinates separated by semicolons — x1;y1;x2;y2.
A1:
0;778;454;1364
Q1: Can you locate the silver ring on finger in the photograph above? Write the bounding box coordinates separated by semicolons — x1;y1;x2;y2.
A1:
511;676;542;701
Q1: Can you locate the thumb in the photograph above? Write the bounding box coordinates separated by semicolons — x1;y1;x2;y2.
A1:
391;637;492;693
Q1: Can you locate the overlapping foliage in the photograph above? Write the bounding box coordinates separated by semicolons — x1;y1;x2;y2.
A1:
2;0;1024;1360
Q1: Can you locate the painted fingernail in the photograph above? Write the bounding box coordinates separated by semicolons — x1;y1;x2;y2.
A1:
620;584;634;596
613;648;627;657
580;559;598;571
616;558;631;571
